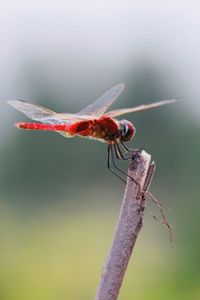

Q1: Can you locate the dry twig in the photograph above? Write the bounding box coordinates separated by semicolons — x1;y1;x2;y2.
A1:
95;150;155;300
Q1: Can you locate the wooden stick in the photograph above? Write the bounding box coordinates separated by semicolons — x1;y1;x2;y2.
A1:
95;150;155;300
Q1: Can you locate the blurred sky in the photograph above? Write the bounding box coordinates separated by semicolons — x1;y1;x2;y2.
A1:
1;0;200;136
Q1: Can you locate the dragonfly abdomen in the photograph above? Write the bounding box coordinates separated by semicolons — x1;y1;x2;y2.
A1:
15;122;71;131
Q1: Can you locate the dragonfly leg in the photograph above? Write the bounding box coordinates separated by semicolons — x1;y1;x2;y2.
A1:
120;141;139;153
114;142;132;160
113;142;122;159
107;144;126;183
114;142;140;161
110;144;133;181
120;142;141;160
107;144;140;188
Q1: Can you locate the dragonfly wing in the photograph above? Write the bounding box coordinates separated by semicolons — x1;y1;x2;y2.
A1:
106;98;182;118
7;100;57;121
7;100;82;124
78;83;125;116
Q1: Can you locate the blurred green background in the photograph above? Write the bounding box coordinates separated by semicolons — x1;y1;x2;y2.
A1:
1;1;200;299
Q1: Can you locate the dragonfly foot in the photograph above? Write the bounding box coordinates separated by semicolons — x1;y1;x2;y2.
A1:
131;149;141;161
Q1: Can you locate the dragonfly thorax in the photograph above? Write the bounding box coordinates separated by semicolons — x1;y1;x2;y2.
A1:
118;119;135;142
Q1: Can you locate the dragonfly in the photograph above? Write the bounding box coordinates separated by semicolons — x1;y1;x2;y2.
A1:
7;84;181;183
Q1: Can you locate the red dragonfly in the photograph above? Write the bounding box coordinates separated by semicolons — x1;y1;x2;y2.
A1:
7;84;181;182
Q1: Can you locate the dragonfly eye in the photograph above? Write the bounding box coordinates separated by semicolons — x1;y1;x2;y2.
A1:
119;120;135;142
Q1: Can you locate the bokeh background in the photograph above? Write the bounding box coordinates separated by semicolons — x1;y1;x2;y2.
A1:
1;1;200;299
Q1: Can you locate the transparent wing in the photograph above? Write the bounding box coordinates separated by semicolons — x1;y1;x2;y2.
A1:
78;83;125;116
106;98;182;118
7;83;125;123
7;99;91;124
7;100;57;120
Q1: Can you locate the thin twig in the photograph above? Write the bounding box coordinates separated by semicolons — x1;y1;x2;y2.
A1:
95;150;155;300
147;192;173;245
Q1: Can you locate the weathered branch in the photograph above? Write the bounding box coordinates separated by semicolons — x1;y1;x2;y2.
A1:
95;150;155;300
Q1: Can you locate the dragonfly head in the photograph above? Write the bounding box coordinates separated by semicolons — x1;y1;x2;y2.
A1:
119;120;135;142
